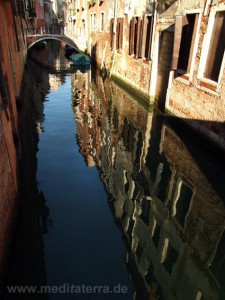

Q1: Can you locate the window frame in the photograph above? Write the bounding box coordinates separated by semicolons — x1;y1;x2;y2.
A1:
198;6;225;94
172;11;201;83
172;177;195;229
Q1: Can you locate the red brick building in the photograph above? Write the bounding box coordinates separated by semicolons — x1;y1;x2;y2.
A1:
0;0;28;290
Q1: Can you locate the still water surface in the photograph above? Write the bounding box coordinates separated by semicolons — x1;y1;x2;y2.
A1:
3;41;225;300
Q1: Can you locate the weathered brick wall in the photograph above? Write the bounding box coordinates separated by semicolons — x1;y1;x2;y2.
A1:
0;1;26;289
88;1;152;102
167;5;225;149
162;125;225;262
110;15;152;100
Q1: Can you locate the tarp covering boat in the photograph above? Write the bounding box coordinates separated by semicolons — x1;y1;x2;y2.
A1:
70;53;90;66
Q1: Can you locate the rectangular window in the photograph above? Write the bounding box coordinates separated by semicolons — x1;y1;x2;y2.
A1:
129;15;153;59
0;66;9;109
161;238;178;275
144;16;154;60
116;18;123;51
110;18;114;50
204;11;225;82
129;17;141;57
172;14;198;73
93;13;96;31
100;12;104;32
173;181;193;226
90;14;93;31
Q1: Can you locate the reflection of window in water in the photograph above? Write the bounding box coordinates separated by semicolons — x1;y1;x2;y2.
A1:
155;156;172;203
172;179;194;227
112;107;119;133
127;217;135;242
121;117;136;152
152;220;161;249
144;262;163;298
124;171;129;194
135;132;143;168
161;238;178;275
136;243;143;263
139;199;151;226
209;230;225;291
195;291;204;300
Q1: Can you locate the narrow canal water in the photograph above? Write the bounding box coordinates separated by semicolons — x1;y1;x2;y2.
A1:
3;41;225;300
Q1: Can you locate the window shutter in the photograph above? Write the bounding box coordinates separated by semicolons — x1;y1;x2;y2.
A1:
145;16;153;60
140;16;148;58
116;19;119;50
129;17;135;55
110;18;114;50
172;15;188;70
119;18;123;50
136;17;141;57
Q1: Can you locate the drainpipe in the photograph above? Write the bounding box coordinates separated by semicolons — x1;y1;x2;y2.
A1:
149;0;158;101
113;0;118;35
150;0;157;60
204;0;212;16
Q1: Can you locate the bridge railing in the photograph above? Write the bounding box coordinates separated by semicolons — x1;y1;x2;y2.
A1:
26;25;65;36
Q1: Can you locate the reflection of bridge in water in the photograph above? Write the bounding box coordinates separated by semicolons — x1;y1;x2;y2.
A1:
26;26;82;52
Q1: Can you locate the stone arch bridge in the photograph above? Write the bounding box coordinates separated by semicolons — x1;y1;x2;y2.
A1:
26;27;82;53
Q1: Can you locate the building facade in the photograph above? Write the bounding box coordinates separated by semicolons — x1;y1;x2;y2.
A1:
0;0;28;289
65;0;225;150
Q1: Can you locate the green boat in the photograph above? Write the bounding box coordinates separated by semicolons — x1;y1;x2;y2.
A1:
70;53;90;67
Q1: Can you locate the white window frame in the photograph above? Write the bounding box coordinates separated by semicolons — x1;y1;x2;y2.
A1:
197;5;225;94
174;9;202;85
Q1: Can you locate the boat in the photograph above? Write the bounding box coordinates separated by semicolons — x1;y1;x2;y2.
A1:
70;53;90;67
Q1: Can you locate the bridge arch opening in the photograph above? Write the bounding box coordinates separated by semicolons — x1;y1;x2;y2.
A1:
27;37;82;54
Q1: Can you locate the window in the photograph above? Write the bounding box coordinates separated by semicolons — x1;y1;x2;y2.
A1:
116;18;123;51
90;14;93;31
161;238;178;275
93;13;96;31
204;11;225;82
152;221;161;249
172;14;199;74
129;15;153;59
100;12;104;32
90;13;96;31
172;181;193;226
144;16;154;60
110;18;114;50
209;230;225;287
0;66;9;109
129;17;141;57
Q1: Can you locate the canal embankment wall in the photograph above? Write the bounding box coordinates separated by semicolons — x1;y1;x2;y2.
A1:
0;1;27;291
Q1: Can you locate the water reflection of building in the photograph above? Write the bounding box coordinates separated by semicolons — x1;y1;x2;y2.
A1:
30;41;71;92
74;70;225;300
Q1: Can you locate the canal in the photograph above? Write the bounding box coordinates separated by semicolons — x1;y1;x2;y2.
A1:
3;40;225;300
